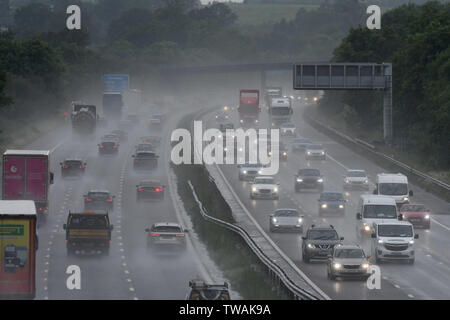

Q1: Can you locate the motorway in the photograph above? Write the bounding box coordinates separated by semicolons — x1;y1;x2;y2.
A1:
21;103;220;300
204;102;450;300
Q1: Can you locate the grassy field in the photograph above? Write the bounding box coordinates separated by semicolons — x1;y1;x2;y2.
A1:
227;3;319;27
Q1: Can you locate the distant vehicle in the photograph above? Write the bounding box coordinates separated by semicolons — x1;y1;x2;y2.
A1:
280;122;296;136
301;224;344;263
145;222;187;250
295;168;324;193
149;114;165;128
219;123;234;133
63;211;113;256
238;89;260;125
291;138;313;152
343;169;370;190
269;208;304;233
318;192;346;216
126;114;139;125
398;203;431;229
98;140;119;155
118;120;133;132
2;150;54;214
268;98;293;127
70;104;97;135
136;180;165;201
186;280;230;300
83;190;114;212
132;151;159;170
305;144;326;160
60;159;86;178
355;195;399;238
327;244;371;280
0;200;37;299
371;220;418;264
264;86;282;106
111;129;128;142
373;173;413;207
135;143;155;152
215;113;230;123
238;163;263;181
102;92;123;119
250;176;279;200
268;141;288;161
139;136;161;147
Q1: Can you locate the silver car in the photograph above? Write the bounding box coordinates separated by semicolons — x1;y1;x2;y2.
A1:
305;144;326;160
327;244;371;280
269;209;304;233
343;169;370;190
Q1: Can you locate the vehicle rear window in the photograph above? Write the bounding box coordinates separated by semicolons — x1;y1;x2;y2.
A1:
88;192;110;199
189;289;230;300
299;169;320;176
153;226;182;233
68;215;109;229
137;152;156;158
102;142;115;147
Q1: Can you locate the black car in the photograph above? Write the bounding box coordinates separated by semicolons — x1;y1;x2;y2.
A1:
137;180;165;201
135;143;155;152
111;129;128;142
132;151;159;170
83;190;114;212
60;159;86;178
186;280;230;300
268;141;288;161
295;168;324;192
301;224;344;263
98;140;119;155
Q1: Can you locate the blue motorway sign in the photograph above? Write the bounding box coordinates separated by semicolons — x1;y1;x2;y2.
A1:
102;74;130;92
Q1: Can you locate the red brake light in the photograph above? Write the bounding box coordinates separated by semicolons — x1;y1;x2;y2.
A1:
80;165;85;169
99;145;104;148
155;188;162;192
106;199;113;202
151;233;160;237
138;188;144;191
62;165;69;168
85;198;92;202
176;234;184;237
113;145;117;148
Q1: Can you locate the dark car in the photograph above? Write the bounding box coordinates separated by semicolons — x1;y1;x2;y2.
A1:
302;224;344;263
135;143;155;152
111;129;128;142
132;151;159;170
60;159;86;178
98;140;119;155
295;168;324;192
83;190;114;212
399;203;431;229
145;222;187;250
268;141;288;161
137;180;165;201
318;192;347;216
186;280;230;300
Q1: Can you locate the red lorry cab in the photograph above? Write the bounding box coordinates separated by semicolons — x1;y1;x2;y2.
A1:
239;89;260;107
2;150;54;214
0;200;37;299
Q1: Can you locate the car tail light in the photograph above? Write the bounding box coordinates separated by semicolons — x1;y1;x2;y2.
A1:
176;234;184;237
85;198;93;202
155;188;162;192
113;145;117;149
107;199;113;202
151;233;160;237
79;165;85;169
39;207;43;211
135;159;139;162
65;240;68;243
99;145;104;149
138;188;144;191
62;165;69;168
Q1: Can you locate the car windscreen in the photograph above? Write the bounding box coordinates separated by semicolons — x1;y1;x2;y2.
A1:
308;230;339;240
347;171;366;177
321;193;344;201
334;249;365;258
68;215;108;229
378;225;413;237
299;169;320;176
65;160;82;166
379;183;408;196
401;205;427;212
275;210;299;217
153;226;182;233
254;178;274;184
363;205;397;219
88;192;110;199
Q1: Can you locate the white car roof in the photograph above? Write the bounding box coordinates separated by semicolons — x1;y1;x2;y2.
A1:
0;200;36;215
360;194;397;205
4;149;50;156
377;173;408;184
375;220;413;227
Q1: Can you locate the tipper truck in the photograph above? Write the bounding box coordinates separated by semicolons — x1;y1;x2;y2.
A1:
0;200;37;299
238;89;260;126
2;150;54;215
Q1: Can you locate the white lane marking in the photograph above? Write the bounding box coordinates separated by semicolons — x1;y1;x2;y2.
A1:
408;294;414;298
325;153;348;171
430;217;450;232
394;284;400;289
50;140;65;153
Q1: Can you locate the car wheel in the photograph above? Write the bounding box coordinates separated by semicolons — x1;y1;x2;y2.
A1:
328;271;336;280
302;253;310;263
408;259;415;265
375;254;382;264
269;225;274;233
250;194;254;199
274;195;279;200
298;226;303;234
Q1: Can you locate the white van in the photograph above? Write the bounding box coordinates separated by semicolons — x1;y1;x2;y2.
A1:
356;195;398;239
374;173;413;207
371;220;418;264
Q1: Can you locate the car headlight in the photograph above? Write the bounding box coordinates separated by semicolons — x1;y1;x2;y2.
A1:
272;218;277;223
409;240;414;245
298;218;303;224
345;179;350;184
240;119;243;123
364;179;369;184
239;147;243;152
321;151;325;155
403;197;409;202
243;170;247;174
268;151;272;156
283;152;287;156
255;120;259;123
215;115;218;118
224;147;228;151
252;187;257;192
218;135;222;138
307;151;311;155
296;178;303;182
424;214;430;219
317;178;323;183
378;239;383;244
364;224;371;232
361;263;370;269
273;187;278;193
333;263;342;270
339;204;344;209
258;170;262;174
321;204;328;209
307;243;314;249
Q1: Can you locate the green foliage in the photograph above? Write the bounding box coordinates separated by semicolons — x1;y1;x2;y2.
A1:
0;65;12;108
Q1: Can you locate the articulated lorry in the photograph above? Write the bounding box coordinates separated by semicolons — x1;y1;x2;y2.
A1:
268;97;293;127
71;103;98;135
0;200;37;299
238;89;260;126
264;87;282;106
2;150;54;215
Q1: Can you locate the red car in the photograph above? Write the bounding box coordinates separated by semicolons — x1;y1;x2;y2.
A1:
399;204;431;229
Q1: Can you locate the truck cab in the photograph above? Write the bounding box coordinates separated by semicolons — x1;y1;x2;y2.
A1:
238;89;260;125
371;220;418;264
356;195;399;239
268;98;293;127
373;173;413;208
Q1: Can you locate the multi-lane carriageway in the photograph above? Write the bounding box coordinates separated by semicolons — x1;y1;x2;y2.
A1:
21;105;234;300
203;103;450;300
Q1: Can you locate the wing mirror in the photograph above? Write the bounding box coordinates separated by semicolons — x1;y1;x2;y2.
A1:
340;237;344;241
145;228;150;232
63;224;67;230
184;229;189;233
49;172;54;184
414;234;419;239
110;225;114;231
409;190;414;197
371;233;376;238
59;162;63;165
356;213;362;220
301;236;307;240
